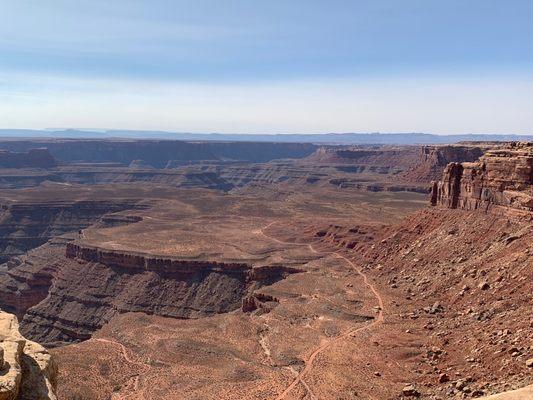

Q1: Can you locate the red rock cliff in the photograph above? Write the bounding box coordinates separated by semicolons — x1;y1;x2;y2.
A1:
0;242;301;346
402;145;484;183
431;142;532;216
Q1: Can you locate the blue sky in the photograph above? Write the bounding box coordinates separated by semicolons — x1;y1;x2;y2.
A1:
1;0;532;133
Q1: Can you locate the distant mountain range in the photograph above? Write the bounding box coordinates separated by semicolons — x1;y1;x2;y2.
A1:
0;129;531;145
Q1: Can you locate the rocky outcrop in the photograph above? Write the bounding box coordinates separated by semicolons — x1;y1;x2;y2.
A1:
311;224;378;250
0;310;56;400
0;149;56;169
241;292;278;313
0;242;301;346
65;243;301;281
0;241;64;319
403;145;484;183
431;142;532;216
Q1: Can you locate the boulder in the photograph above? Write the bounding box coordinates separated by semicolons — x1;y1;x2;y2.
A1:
402;384;420;397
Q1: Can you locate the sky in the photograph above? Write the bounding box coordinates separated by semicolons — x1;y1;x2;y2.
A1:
1;0;532;134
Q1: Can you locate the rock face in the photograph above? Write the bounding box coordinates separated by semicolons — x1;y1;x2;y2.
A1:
0;140;318;166
1;243;300;346
0;310;57;400
0;145;439;193
0;149;56;169
431;142;533;216
403;145;484;183
305;146;420;172
306;144;486;185
0;200;139;262
241;292;278;313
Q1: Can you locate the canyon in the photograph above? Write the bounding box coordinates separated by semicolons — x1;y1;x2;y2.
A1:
0;139;530;399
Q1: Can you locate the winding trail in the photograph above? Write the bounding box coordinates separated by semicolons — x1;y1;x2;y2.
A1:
258;221;320;255
94;338;151;400
259;221;385;400
94;338;139;364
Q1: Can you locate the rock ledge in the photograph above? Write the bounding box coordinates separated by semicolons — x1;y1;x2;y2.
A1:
431;142;532;217
0;310;56;400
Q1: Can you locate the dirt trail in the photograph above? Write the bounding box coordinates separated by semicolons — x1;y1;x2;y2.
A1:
259;221;385;400
259;221;320;254
94;338;151;400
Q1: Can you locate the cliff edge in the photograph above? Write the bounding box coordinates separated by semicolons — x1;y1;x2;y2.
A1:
0;310;56;400
431;142;533;217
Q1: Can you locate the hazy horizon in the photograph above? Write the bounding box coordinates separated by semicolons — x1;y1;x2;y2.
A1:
1;128;533;137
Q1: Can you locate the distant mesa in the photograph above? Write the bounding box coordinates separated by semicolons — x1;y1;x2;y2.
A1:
0;139;318;166
403;144;484;182
0;148;57;169
306;146;419;169
1;128;533;144
305;144;488;184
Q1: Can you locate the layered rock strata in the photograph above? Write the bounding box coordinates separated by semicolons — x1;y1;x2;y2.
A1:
0;140;318;166
0;149;56;169
0;310;56;400
0;200;140;262
431;142;532;216
1;242;300;346
305;146;420;172
403;144;484;182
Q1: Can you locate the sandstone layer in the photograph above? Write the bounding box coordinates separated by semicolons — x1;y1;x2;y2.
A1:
0;198;140;263
0;158;431;194
304;146;420;172
479;385;533;399
431;142;533;216
12;242;299;346
0;310;56;400
402;144;485;182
